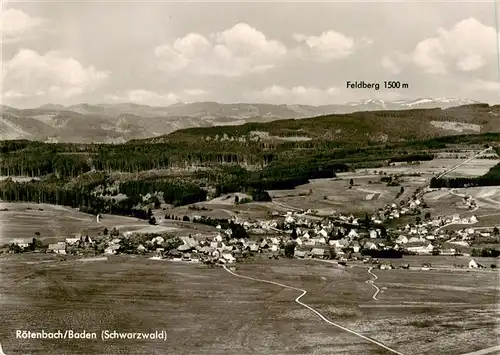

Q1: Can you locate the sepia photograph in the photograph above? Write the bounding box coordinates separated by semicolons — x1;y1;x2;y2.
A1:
1;0;499;354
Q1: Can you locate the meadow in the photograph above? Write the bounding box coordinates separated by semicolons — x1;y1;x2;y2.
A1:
1;256;498;355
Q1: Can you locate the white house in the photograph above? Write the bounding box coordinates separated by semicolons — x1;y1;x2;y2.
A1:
65;238;80;246
47;242;67;254
222;253;236;263
469;259;478;268
348;229;359;239
369;230;378;239
396;235;408;244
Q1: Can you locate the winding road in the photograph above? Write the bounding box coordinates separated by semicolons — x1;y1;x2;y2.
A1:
222;265;405;355
366;267;381;300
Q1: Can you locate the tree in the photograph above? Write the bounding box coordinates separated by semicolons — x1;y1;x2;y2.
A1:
424;212;431;220
349;178;354;186
148;217;157;225
400;186;405;194
364;213;370;226
30;238;43;251
182;216;190;222
493;227;499;236
103;227;109;236
328;247;336;260
234;195;239;204
284;242;296;258
290;228;298;239
147;208;153;218
416;216;421;224
110;227;119;237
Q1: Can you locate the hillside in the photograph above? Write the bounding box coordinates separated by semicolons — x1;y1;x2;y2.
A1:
0;99;491;143
144;104;500;145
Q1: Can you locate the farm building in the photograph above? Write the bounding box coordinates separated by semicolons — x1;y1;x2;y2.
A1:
294;250;306;258
311;248;326;259
11;239;31;248
47;242;67;254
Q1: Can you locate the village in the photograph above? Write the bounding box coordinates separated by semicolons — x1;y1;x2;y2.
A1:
6;186;499;270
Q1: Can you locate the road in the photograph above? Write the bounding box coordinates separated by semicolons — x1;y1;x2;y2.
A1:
417;147;493;199
222;265;405;355
436;147;493;180
366;267;381;300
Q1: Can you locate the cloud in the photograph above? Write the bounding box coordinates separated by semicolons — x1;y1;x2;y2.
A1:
106;89;209;106
293;30;372;61
154;23;286;77
0;8;45;43
2;49;108;102
247;85;339;105
412;17;497;74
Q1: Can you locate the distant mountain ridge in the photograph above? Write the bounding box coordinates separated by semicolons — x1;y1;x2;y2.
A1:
0;98;492;143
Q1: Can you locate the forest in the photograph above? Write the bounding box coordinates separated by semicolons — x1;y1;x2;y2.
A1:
0;131;498;220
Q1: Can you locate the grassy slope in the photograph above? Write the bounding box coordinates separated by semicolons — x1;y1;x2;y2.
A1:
145;104;500;144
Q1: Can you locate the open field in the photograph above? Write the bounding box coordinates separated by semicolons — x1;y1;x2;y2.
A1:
424;187;500;218
0;202;218;246
1;256;498;355
267;177;423;215
445;159;500;178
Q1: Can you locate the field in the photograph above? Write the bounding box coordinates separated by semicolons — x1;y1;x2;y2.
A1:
0;203;218;246
1;256;498;355
267;176;424;215
425;187;500;222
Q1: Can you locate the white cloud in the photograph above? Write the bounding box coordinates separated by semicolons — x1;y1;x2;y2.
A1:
2;49;108;102
155;23;286;77
106;89;209;106
0;8;44;43
247;85;339;105
412;17;497;74
293;30;372;61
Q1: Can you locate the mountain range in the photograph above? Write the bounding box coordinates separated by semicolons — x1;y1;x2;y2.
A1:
0;98;491;143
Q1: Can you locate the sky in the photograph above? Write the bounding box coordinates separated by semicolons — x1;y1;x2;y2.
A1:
1;0;500;108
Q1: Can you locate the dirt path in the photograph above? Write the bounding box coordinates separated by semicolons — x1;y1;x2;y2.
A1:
222;265;405;355
366;267;381;300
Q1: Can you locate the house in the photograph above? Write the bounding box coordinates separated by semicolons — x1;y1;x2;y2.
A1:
311;248;325;258
47;242;66;254
469;259;477;268
11;238;31;248
177;244;192;252
396;235;408;244
407;243;434;255
318;229;328;238
65;238;80;246
221;253;236;263
365;242;378;250
137;244;146;253
470;215;478;224
421;263;431;270
369;230;378;239
294;250;306;258
350;241;361;253
348;229;359;239
104;244;120;255
380;263;393;270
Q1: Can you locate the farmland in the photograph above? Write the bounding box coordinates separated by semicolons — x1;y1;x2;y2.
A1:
0;202;219;246
1;257;498;355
